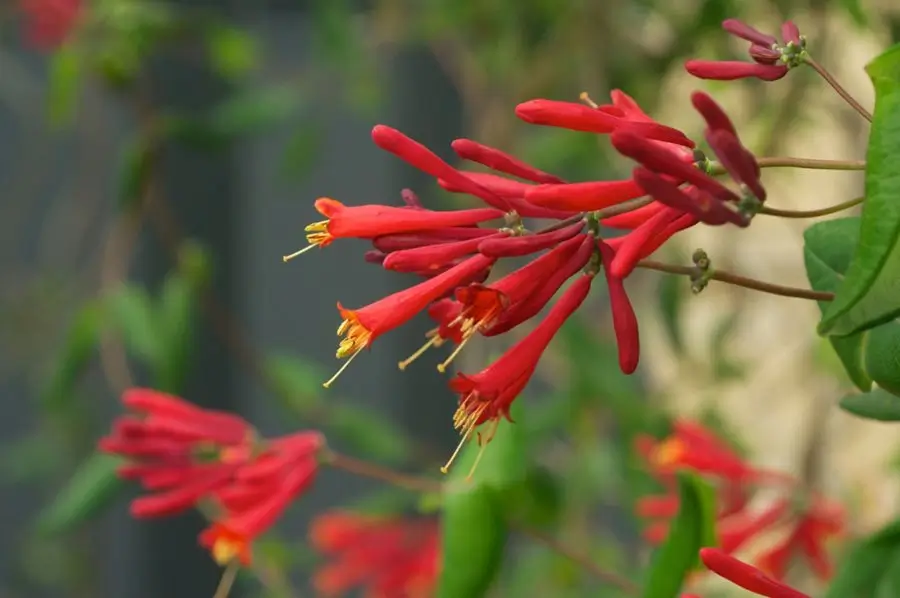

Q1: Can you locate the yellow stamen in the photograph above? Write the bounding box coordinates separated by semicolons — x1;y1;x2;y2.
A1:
441;400;489;474
436;306;501;373
398;330;443;371
653;438;685;468
336;318;372;359
282;220;331;262
212;537;242;566
580;91;599;108
323;349;360;389
436;334;473;373
466;418;500;481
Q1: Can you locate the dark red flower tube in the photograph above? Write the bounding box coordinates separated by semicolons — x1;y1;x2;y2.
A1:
451;139;564;184
382;232;507;273
598;240;640;373
700;548;811;598
685;60;789;81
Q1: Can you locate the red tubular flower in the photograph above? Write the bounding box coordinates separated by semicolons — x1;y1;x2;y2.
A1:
20;0;82;50
651;420;757;481
445;274;593;470
481;235;594;337
515;99;695;149
632;169;746;227
525;180;646;211
685;61;789;81
372;227;496;253
439;171;532;198
755;497;845;581
601;201;667;230
332;254;495;380
200;431;323;566
598;240;640;373
382;232;508;273
285;197;502;259
477;221;585;258
701;549;811;598
607;206;693;278
685;18;806;82
99;388;253;518
398;234;588;373
451;139;564;184
310;511;440;598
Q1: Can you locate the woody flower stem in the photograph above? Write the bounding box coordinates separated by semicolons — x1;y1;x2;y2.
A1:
637;260;834;301
754;157;865;171
804;56;873;122
759;196;864;218
323;451;444;493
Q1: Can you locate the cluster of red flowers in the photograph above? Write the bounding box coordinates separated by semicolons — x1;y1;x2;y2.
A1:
288;21;796;471
18;0;82;49
637;420;844;588
99;389;324;567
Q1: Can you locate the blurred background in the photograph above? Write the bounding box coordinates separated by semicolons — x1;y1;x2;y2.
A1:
1;0;899;596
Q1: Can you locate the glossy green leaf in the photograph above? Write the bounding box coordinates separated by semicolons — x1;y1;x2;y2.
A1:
820;44;900;336
841;387;900;421
824;518;900;598
640;473;717;598
437;485;506;598
47;46;82;126
37;453;124;535
864;320;900;395
804;217;874;391
327;405;411;465
106;284;162;366
40;302;103;410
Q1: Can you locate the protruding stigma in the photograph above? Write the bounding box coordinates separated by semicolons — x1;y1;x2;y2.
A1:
323;350;361;389
398;331;443;371
282;243;318;262
580;91;599;108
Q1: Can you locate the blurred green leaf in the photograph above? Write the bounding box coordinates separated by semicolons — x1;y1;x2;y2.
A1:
106;284;162;365
154;272;195;392
0;432;62;483
205;25;259;80
281;126;323;180
840;387;900;421
437;485;506;598
825;518;900;598
47;46;82;126
40;301;103;410
264;353;325;414
37;453;125;536
640;473;716;598
209;85;301;139
876;548;900;598
840;0;868;26
505;466;563;529
328;404;411;465
117;137;153;211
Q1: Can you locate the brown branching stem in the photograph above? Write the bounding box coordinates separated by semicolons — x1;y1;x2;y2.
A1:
804;56;873;122
636;260;833;301
756;157;865;171
759;196;864;218
324;451;443;493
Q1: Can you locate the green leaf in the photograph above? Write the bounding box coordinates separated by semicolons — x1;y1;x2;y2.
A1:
327;405;411;465
40;302;103;410
437;485;506;598
106;284;162;366
47;46;82;126
209;86;300;139
263;353;325;413
117;137;152;211
803;217;874;391
37;453;125;535
824;518;900;598
841;387;900;421
863;320;900;395
820;44;900;336
504;466;563;529
205;25;259;80
876;548;900;598
640;473;717;598
154;272;195;392
657;272;684;354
